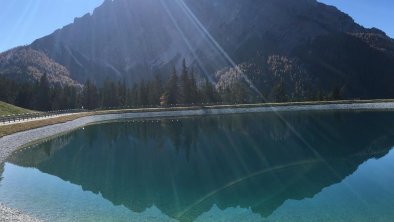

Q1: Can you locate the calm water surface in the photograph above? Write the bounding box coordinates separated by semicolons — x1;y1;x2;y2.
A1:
1;111;394;221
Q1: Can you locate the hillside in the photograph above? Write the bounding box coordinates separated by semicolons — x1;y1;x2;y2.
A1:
1;0;394;100
0;47;80;86
0;101;33;116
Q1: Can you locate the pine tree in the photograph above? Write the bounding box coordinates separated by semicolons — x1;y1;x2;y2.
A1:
189;69;200;104
149;75;163;106
117;80;127;107
50;85;63;110
233;82;248;104
0;76;18;104
315;89;324;101
15;83;35;109
165;66;179;105
82;80;99;110
138;80;148;106
329;86;342;101
271;80;287;102
179;59;191;104
202;78;217;103
128;84;139;106
63;85;78;109
35;73;51;111
101;79;120;108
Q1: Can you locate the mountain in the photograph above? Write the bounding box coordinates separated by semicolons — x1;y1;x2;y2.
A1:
1;0;394;99
0;47;79;86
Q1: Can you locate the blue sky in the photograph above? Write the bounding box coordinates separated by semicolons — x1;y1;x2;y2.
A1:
0;0;104;52
0;0;393;52
319;0;394;36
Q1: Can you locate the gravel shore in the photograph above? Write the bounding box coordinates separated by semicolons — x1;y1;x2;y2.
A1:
0;204;41;222
1;101;394;221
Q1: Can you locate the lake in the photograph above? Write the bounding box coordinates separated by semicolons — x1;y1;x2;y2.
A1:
1;111;394;221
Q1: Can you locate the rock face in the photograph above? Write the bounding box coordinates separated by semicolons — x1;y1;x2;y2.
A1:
28;0;365;80
1;0;394;98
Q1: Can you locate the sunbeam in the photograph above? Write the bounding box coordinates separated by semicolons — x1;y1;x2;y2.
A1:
173;0;263;97
159;0;212;80
1;1;394;221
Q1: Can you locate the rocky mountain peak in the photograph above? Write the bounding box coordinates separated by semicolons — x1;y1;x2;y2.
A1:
1;0;393;100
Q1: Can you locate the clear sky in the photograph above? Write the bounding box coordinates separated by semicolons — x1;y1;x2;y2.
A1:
0;0;393;52
319;0;394;37
0;0;104;52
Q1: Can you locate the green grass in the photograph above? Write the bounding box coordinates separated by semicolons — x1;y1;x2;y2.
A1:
0;101;34;116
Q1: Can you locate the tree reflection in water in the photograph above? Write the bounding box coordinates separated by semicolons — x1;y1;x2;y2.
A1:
6;111;394;222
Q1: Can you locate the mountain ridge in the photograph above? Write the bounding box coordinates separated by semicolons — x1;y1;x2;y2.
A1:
1;0;394;100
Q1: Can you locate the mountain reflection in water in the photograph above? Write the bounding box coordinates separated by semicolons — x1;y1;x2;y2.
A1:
4;111;394;221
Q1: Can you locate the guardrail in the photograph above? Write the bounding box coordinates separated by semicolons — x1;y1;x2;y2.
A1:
0;109;86;124
0;103;231;125
2;99;389;125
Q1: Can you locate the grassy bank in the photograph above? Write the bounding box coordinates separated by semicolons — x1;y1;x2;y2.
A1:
1;99;394;138
0;101;33;116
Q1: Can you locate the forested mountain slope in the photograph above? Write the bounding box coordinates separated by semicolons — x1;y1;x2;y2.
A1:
1;0;394;100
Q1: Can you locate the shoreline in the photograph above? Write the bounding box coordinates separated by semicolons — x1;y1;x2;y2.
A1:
1;101;394;221
2;101;394;164
0;204;41;222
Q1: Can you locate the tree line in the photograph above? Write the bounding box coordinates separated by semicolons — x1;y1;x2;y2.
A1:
81;60;220;110
0;74;78;111
0;59;342;112
0;60;219;111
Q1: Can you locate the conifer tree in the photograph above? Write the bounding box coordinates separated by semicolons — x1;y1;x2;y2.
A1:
202;78;217;103
50;85;63;110
35;73;51;111
189;69;200;103
149;75;163;106
179;59;191;104
128;84;139;106
82;79;99;110
117;80;127;107
271;80;287;102
233;82;248;104
165;66;179;105
139;80;148;106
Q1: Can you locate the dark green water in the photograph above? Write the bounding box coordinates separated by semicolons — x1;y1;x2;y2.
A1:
1;111;394;221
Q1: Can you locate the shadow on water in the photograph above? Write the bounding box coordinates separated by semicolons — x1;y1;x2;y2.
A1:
5;111;394;221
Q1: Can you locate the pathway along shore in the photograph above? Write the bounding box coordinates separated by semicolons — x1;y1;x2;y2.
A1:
1;101;394;221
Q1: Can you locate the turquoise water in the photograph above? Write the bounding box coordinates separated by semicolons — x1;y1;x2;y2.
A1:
1;111;394;221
